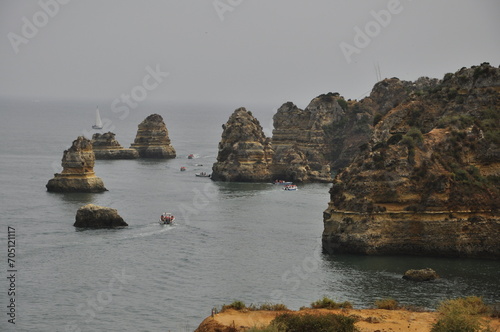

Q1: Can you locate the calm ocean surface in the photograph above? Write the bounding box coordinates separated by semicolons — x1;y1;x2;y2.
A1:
0;99;499;331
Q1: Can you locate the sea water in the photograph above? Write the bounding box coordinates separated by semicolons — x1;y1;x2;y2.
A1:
0;99;499;331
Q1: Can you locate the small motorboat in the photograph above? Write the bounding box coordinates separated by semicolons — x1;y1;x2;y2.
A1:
180;167;187;171
273;180;293;185
159;213;175;225
195;172;211;177
188;154;194;159
283;184;298;191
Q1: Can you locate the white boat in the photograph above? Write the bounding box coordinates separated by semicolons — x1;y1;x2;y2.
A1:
159;213;175;225
92;106;103;129
195;172;211;177
283;184;298;191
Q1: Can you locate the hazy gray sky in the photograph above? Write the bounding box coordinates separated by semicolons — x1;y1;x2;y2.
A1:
1;0;499;107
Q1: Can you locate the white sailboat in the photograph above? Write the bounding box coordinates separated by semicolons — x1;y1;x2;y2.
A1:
92;106;103;129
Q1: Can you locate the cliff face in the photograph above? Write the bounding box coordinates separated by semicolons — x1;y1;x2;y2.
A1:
130;114;176;158
271;98;338;182
92;132;139;159
323;63;500;258
46;136;107;192
211;107;273;182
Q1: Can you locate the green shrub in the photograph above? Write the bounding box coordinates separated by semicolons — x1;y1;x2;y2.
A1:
438;296;489;316
337;98;348;111
311;296;353;309
437;114;475;129
406;127;424;144
221;300;246;312
447;88;458;99
271;312;357;332
443;72;454;81
401;135;415;148
374;298;399;310
431;296;492;332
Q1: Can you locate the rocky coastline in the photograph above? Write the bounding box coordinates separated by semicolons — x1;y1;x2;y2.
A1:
322;63;500;258
195;306;500;332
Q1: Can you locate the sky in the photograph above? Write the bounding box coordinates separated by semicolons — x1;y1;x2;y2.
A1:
0;0;499;108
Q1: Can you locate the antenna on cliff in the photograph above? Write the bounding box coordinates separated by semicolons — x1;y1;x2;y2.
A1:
374;62;382;82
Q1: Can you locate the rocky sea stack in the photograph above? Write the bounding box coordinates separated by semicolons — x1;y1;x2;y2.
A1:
92;132;139;159
130;114;176;158
46;136;107;193
74;204;127;228
322;63;500;258
211;107;273;182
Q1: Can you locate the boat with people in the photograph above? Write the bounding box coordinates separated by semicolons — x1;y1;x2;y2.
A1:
188;154;194;159
159;212;175;225
195;172;211;177
273;180;293;185
180;167;187;171
283;184;298;191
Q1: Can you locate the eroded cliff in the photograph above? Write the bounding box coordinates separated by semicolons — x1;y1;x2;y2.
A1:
46;136;107;192
92;132;139;159
130;114;176;158
323;63;500;258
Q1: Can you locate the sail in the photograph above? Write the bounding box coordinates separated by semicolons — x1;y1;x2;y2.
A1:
93;106;103;129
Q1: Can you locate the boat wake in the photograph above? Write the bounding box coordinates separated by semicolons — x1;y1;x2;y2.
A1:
118;222;175;240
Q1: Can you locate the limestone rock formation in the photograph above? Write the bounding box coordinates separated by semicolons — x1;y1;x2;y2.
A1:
74;204;127;228
271;99;337;182
46;136;107;192
323;63;500;258
211;107;273;182
403;268;439;281
130;114;176;158
92;132;139;159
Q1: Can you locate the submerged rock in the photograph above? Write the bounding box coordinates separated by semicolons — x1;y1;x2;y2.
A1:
130;114;176;158
74;204;127;228
403;268;439;281
46;136;107;193
211;107;273;182
92;132;139;159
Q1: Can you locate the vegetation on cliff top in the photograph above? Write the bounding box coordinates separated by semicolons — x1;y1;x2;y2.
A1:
329;63;500;213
